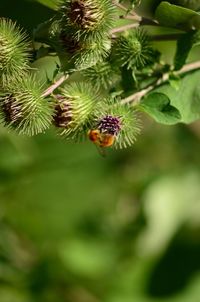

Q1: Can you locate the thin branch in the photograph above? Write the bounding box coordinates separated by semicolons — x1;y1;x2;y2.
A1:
121;80;161;105
110;19;167;37
112;1;135;16
119;15;159;25
111;25;182;39
121;61;200;105
140;17;159;26
149;33;184;41
119;14;141;21
176;61;200;74
42;74;69;98
112;0;128;12
110;23;139;35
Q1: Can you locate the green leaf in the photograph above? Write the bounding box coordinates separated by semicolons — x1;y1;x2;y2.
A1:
174;30;200;70
174;32;195;70
152;69;200;123
155;1;200;30
168;73;181;90
28;0;59;10
137;0;162;18
172;0;200;11
140;92;181;125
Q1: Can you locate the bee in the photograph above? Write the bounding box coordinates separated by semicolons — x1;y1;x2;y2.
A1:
88;129;115;156
88;129;115;147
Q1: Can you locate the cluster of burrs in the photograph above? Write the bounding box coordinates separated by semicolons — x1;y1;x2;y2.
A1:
0;0;158;149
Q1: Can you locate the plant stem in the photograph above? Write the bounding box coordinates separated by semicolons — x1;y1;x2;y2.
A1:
121;80;161;105
149;33;184;41
176;61;200;74
119;14;141;21
42;74;69;98
140;17;159;26
121;61;200;105
119;15;159;25
112;1;136;16
112;0;128;12
110;23;139;35
111;21;182;38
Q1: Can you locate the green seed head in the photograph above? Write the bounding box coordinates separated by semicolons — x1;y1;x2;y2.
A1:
112;29;155;70
82;61;120;90
54;82;100;140
59;0;116;41
59;31;111;70
0;75;54;136
0;18;30;85
94;99;141;148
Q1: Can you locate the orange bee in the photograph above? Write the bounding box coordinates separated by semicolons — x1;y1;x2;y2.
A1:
88;129;115;148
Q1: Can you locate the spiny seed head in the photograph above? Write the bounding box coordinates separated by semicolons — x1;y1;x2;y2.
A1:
1;94;23;125
97;115;121;135
112;29;155;69
0;75;54;136
68;0;103;30
82;61;120;89
53;94;73;128
59;31;111;70
94;99;141;148
59;0;116;41
0;18;30;85
60;30;81;54
55;82;100;139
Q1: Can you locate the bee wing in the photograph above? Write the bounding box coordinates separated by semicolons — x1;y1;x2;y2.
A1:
95;144;107;158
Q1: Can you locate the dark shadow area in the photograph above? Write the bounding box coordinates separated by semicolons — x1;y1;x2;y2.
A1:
0;0;54;33
147;234;200;297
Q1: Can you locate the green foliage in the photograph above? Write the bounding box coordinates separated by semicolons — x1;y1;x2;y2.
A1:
172;0;200;10
155;1;200;30
35;0;59;10
1;104;200;302
1;2;200;302
153;70;200;123
174;30;200;70
140;92;181;124
174;32;196;70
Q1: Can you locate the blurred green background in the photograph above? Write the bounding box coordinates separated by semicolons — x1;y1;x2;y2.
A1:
1;1;200;301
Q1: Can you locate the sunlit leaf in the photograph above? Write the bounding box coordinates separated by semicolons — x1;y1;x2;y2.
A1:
140;92;181;125
155;1;200;30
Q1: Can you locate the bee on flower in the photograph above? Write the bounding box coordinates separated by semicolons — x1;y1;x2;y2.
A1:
88;100;141;149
